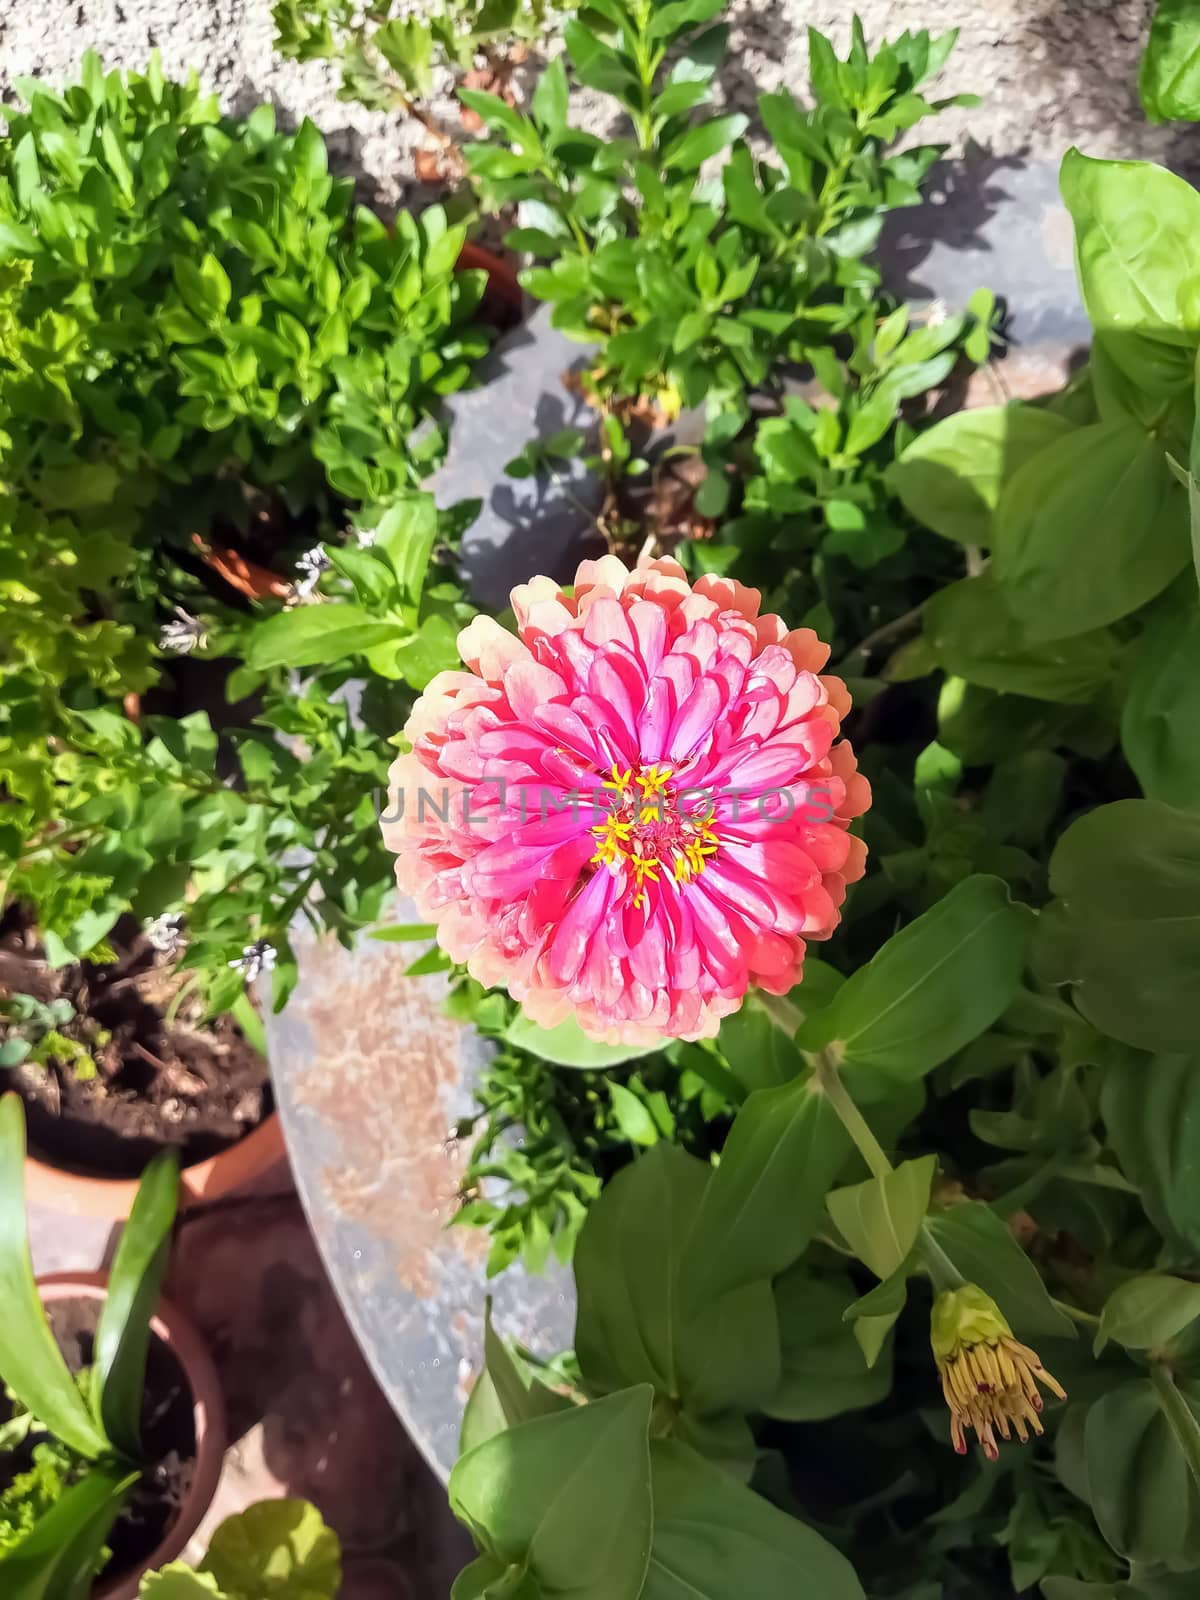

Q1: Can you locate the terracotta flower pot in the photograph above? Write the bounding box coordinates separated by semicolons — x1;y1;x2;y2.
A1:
34;1272;226;1600
23;1110;288;1222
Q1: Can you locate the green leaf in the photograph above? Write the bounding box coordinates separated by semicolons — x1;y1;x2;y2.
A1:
1121;602;1200;807
91;1148;179;1456
1140;0;1200;122
642;1439;865;1600
765;1268;893;1421
0;1095;109;1459
1061;148;1200;394
462;1300;569;1456
504;1011;654;1070
573;1145;780;1418
843;1265;910;1368
680;1071;851;1305
138;1568;224;1598
374;494;439;612
0;1464;139;1600
368;922;436;942
1102;1053;1200;1254
661;114;749;171
924;1201;1077;1340
199;1500;341;1599
1036;799;1200;1053
531;57;569;136
1086;1380;1200;1563
923;572;1120;703
826;1155;937;1282
887;403;1076;546
244;605;408;671
1096;1275;1200;1356
449;1387;654;1600
992;419;1189;639
799;877;1035;1080
608;1081;660;1146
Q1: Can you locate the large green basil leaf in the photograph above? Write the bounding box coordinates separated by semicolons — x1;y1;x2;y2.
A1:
1061;149;1200;394
1140;0;1200;123
886;403;1075;547
924;1201;1076;1340
765;1268;893;1421
798;877;1035;1080
449;1387;654;1600
1037;800;1200;1053
992;419;1189;639
924;573;1120;703
1102;1053;1200;1254
1121;601;1200;807
642;1439;866;1600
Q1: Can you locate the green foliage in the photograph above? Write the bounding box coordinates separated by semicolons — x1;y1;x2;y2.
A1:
0;55;487;1007
140;1499;341;1598
0;1095;179;1590
1140;0;1200;122
274;0;568;113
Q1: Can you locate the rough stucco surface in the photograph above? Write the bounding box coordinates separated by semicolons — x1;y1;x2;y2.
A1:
0;0;1185;208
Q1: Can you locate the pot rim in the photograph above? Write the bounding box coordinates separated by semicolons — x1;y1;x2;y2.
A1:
22;1108;286;1221
32;1271;227;1600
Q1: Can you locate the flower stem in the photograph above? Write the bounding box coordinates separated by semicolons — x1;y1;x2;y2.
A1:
813;1048;893;1182
1050;1297;1101;1330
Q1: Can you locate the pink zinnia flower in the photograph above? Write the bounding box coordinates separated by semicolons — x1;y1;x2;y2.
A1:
381;556;870;1043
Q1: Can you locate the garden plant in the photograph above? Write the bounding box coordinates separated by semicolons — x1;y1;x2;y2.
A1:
1;0;1199;1594
373;4;1200;1597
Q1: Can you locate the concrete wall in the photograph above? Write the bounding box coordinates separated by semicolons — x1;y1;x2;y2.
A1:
0;0;1186;210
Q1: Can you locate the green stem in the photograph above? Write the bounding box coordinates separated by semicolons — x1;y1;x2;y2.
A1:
1152;1362;1200;1492
1051;1297;1101;1330
813;1048;892;1182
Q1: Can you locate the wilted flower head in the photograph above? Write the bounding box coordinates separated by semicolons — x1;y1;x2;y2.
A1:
159;607;208;655
932;1284;1066;1461
145;912;186;958
229;940;276;984
382;555;869;1043
293;545;331;600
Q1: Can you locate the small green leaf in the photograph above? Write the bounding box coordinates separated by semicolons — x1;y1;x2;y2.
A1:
245;605;409;671
200;1500;341;1599
661;114;749;171
799;877;1035;1080
826;1155;937;1282
1096;1275;1200;1356
608;1081;660;1147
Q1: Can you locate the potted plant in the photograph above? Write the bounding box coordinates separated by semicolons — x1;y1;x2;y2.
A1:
0;1094;226;1597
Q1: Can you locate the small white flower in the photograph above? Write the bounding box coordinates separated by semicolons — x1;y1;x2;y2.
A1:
145;912;186;958
228;940;277;984
159;607;208;654
354;525;378;549
293;545;331;600
926;297;950;328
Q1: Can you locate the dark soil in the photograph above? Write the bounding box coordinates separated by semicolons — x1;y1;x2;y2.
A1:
0;1296;197;1586
0;910;270;1180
